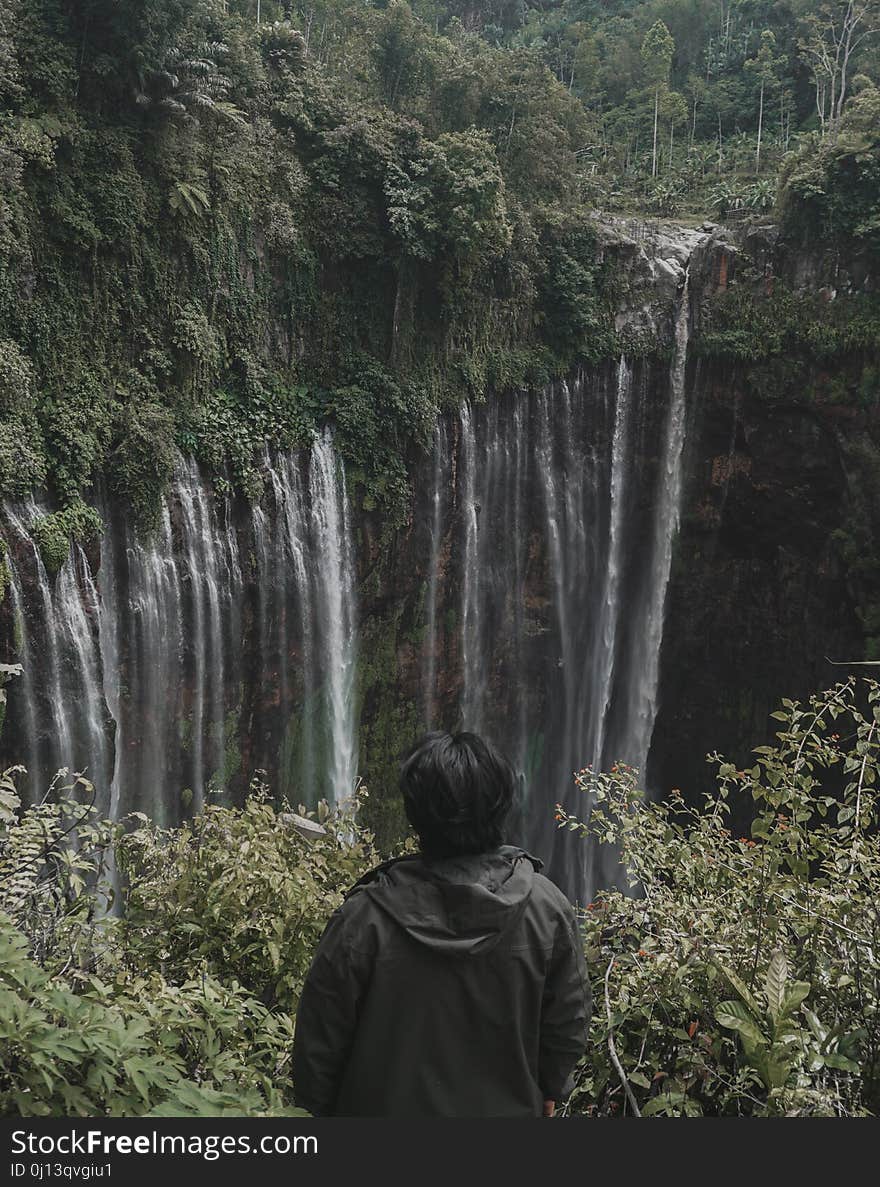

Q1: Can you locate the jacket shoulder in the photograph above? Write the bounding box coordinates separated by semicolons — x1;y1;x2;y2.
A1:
528;872;580;920
345;854;421;896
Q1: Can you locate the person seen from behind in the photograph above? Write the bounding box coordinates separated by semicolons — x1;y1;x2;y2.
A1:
291;730;591;1117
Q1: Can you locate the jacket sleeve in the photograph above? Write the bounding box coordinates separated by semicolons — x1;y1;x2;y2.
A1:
538;905;592;1101
291;902;370;1116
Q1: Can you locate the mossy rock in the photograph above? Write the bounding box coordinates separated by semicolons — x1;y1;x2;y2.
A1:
32;502;103;576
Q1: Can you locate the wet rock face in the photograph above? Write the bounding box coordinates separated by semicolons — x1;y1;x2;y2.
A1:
359;222;871;854
649;360;862;831
594;216;706;339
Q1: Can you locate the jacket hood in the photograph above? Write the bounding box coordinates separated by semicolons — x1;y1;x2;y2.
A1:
349;846;543;956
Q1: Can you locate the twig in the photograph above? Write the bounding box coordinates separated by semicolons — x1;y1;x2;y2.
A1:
748;846;767;991
635;1003;655;1071
604;957;642;1117
849;721;875;878
705;1067;767;1111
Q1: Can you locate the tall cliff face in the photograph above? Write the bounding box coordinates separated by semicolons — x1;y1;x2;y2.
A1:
1;218;876;899
651;358;863;824
355;220;877;858
647;223;875;830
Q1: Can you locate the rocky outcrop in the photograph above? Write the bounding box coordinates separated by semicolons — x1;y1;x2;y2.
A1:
593;215;706;339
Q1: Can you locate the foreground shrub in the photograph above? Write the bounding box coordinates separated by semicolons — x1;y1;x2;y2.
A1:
559;678;880;1117
0;919;302;1117
0;772;378;1115
4;682;879;1117
115;781;381;1012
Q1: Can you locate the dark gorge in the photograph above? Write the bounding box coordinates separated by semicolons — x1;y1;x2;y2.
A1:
0;225;868;902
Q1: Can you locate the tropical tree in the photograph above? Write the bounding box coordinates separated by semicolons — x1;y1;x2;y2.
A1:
797;0;880;138
641;20;675;179
661;89;689;171
745;30;784;172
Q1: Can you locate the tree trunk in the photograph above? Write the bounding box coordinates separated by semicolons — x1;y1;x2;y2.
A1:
717;110;723;173
652;87;659;178
756;78;764;173
828;71;838;137
836;5;857;130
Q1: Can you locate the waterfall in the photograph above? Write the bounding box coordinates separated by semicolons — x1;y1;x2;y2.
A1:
1;259;697;902
1;436;359;818
409;283;695;900
6;561;41;791
424;420;447;727
120;502;184;822
623;271;693;777
509;396;529;785
590;357;633;771
177;461;228;810
309;431;358;805
55;547;112;799
5;502;77;797
97;524;122;823
270;452;314;796
459;401;482;732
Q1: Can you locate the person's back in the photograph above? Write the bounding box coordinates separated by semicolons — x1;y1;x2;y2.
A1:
292;732;591;1117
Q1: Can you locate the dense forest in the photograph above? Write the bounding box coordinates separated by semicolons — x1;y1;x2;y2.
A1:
2;0;880;1120
1;0;879;535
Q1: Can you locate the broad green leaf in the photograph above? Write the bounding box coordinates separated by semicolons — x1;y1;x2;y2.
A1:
716;1001;768;1050
765;1044;795;1090
822;1053;860;1074
713;961;762;1018
780;981;811;1018
802;1006;821;1044
642;1092;685;1117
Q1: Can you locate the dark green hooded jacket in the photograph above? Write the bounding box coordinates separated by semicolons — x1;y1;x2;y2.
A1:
291;846;591;1117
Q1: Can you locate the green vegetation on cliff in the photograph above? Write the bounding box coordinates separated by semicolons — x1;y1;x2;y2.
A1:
2;1;879;529
0;0;612;524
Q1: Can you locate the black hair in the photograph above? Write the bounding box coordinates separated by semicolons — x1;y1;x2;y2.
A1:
399;731;516;858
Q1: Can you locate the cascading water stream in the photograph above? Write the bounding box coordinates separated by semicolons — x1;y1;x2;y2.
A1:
6;501;75;791
459;401;482;733
55;546;112;798
96;526;122;825
125;502;184;821
412;243;698;898
309;431;358;804
590;357;633;772
274;452;315;796
423;420;447;727
536;386;577;782
624;269;693;777
6;562;41;791
1;435;359;818
177;460;230;809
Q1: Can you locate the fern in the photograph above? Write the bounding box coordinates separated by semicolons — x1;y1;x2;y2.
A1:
169;179;211;220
